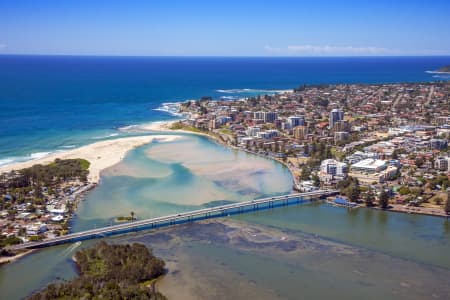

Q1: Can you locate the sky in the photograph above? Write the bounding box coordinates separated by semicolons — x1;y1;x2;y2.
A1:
1;0;450;56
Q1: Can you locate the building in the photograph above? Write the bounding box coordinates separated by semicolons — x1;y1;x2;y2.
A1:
253;111;264;120
320;159;348;176
333;120;350;132
208;119;217;130
334;131;349;143
329;108;344;129
257;130;279;139
434;157;449;171
287;115;306;128
293;126;308;140
349;159;398;184
430;139;448;150
351;158;387;174
246;126;261;137
263;112;278;123
319;159;348;183
26;223;48;236
253;111;278;123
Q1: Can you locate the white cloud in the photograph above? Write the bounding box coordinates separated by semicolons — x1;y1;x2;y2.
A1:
263;45;282;53
264;44;399;56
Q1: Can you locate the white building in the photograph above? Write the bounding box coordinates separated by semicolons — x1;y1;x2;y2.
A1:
351;159;387;174
256;130;279;139
287;115;306;129
246;126;261;137
26;223;48;236
320;159;348;176
434;157;449;171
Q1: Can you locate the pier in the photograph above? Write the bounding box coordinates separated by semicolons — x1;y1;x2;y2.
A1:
10;190;338;250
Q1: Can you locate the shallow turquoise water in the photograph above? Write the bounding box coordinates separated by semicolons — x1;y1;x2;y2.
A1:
72;134;293;231
0;135;449;300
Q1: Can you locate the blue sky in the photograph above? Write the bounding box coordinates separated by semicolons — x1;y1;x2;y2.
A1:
1;0;450;56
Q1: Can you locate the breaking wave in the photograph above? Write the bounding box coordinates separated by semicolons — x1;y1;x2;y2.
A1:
216;88;291;94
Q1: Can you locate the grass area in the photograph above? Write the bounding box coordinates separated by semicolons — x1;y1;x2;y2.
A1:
115;216;136;222
79;159;90;170
86;259;107;277
219;128;233;135
169;122;205;133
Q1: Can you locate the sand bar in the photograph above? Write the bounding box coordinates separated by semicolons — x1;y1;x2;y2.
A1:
0;135;181;183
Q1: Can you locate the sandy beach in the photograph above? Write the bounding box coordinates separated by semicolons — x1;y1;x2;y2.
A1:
0;135;181;183
123;120;213;138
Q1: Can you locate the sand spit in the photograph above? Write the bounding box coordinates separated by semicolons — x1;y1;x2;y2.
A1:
0;135;182;183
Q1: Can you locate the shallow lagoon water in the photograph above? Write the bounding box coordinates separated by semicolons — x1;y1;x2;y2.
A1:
1;135;450;300
73;135;292;231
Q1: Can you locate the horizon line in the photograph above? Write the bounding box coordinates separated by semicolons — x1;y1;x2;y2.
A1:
1;53;450;59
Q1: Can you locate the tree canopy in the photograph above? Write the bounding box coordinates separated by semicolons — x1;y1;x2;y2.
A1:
28;242;166;300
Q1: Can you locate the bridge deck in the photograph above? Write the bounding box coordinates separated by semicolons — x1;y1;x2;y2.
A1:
10;190;338;250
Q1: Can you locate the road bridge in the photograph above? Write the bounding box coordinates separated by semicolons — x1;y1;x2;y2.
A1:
10;190;338;250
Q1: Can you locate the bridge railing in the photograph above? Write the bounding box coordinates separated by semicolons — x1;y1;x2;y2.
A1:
10;190;338;250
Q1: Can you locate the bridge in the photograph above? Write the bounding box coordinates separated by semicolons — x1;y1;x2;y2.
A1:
10;190;338;250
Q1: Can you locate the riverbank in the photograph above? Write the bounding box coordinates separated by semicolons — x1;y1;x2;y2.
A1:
0;135;182;184
383;204;450;218
0;249;34;265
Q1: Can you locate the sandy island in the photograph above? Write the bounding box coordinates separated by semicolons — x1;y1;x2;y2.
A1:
0;135;181;183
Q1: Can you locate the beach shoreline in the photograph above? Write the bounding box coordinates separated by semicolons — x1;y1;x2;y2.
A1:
0;135;182;184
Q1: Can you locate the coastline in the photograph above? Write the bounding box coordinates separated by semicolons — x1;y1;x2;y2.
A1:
0;249;35;265
0;134;182;263
0;135;182;184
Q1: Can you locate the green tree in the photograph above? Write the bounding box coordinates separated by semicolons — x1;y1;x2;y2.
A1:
365;188;375;207
312;174;320;187
346;183;361;202
379;189;390;209
445;192;450;215
300;166;311;181
398;186;411;195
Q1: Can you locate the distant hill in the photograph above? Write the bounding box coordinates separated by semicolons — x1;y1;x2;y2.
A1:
437;65;450;72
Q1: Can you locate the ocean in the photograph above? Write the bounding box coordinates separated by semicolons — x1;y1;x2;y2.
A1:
1;55;450;165
1;56;450;299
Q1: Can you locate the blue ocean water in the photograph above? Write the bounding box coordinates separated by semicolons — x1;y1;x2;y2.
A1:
0;55;449;164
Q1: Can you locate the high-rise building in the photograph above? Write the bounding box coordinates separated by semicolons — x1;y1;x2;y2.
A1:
293;126;308;140
287;115;306;128
333;120;350;132
263;112;278;123
329;108;344;129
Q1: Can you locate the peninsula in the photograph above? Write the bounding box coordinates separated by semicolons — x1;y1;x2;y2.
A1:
28;242;167;299
0;135;181;256
157;82;450;217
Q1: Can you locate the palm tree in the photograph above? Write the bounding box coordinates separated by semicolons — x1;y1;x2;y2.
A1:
130;211;135;221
